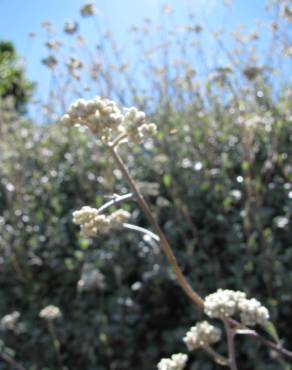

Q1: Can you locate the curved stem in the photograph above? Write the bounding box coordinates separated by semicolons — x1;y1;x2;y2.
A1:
123;223;160;241
223;319;238;370
97;193;133;214
106;143;204;308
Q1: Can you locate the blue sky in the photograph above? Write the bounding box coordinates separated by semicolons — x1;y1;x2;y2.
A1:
0;0;270;114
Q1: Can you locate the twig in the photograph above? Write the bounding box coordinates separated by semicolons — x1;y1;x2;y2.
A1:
236;329;292;360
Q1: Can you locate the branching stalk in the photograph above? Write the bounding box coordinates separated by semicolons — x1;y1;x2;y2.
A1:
224;319;238;370
106;143;204;308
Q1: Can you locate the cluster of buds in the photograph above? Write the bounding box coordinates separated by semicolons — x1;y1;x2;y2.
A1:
183;321;221;351
60;97;157;144
204;289;270;327
77;263;106;292
204;289;246;319
238;298;270;327
72;206;131;237
157;353;188;370
39;305;62;321
124;107;157;143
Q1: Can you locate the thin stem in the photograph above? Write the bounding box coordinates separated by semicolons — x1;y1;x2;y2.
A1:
223;319;238;370
47;320;63;370
204;346;229;367
123;222;160;241
106;143;204;308
236;329;292;360
97;193;133;214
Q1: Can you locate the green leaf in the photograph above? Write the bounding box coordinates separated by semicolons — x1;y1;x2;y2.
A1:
163;174;172;188
263;322;280;343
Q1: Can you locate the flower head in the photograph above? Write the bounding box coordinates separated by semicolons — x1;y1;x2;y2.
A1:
39;305;62;321
0;311;20;331
72;206;131;237
204;289;246;319
238;298;270;327
61;97;157;144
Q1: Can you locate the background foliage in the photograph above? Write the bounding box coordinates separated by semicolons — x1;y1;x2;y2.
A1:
0;1;291;369
0;41;34;113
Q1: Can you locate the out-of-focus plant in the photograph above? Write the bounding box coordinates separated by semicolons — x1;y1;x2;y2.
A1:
0;0;291;369
63;97;292;370
0;41;34;113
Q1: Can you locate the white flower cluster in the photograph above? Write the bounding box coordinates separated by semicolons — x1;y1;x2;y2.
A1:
39;305;62;321
238;298;270;327
183;321;221;351
157;353;188;370
124;107;157;143
73;206;110;236
204;289;246;319
61;97;157;143
77;263;106;292
72;206;131;237
204;289;270;327
0;311;20;331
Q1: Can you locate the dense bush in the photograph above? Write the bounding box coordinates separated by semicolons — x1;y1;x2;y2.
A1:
0;1;291;369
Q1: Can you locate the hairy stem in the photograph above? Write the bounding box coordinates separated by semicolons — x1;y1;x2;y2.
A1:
224;319;238;370
106;143;204;308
